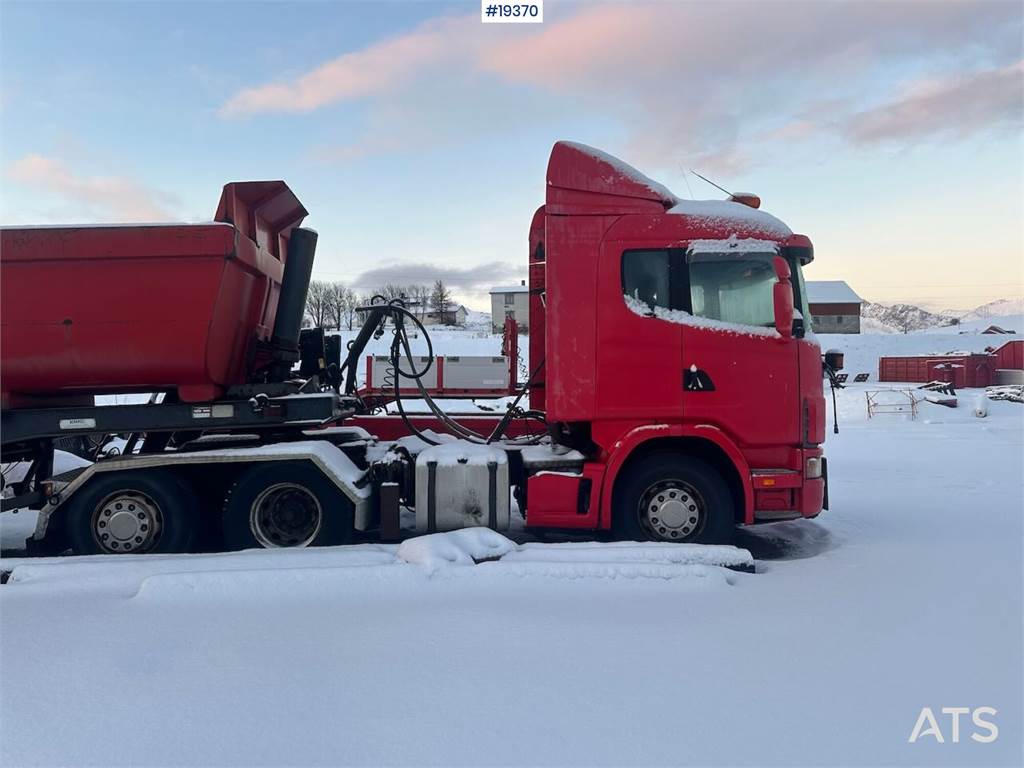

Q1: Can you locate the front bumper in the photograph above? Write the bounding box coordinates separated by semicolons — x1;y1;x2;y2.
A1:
750;449;826;523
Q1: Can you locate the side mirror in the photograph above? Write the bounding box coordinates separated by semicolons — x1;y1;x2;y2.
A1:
772;256;794;339
824;349;844;371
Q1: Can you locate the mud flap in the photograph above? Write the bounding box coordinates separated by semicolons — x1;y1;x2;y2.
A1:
822;457;829;511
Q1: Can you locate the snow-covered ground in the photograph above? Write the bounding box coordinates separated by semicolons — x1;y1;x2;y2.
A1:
1;326;1022;766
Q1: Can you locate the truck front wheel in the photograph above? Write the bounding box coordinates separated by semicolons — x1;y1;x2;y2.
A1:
613;454;734;544
221;462;353;551
65;470;199;555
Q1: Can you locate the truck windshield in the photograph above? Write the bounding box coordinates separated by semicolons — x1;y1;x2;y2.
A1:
621;247;811;331
687;252;779;327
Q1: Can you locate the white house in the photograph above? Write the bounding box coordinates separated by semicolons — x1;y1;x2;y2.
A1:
489;282;530;332
423;304;468;327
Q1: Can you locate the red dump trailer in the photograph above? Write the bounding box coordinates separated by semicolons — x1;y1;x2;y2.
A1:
1;182;309;407
2;142;832;557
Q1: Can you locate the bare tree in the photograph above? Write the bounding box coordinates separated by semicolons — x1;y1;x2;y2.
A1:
305;280;332;328
377;284;407;303
340;285;361;330
409;284;430;319
430;280;452;322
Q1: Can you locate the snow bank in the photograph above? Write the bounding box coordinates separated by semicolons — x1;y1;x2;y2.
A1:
396;528;516;573
506;540;753;570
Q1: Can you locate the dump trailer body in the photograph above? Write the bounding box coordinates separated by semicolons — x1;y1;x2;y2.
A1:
1;181;307;406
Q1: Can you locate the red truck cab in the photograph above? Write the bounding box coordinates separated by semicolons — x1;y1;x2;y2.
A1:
525;142;826;541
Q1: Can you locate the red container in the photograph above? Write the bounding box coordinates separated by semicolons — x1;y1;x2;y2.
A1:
928;362;967;389
994;340;1024;370
879;353;996;387
1;181;307;406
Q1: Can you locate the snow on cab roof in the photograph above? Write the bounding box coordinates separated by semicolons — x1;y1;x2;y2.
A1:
668;199;791;238
806;280;863;304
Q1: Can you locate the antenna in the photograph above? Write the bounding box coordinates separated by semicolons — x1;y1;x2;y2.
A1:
690;170;733;197
678;163;695;199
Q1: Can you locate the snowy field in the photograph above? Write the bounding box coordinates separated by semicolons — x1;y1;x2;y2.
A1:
1;322;1022;766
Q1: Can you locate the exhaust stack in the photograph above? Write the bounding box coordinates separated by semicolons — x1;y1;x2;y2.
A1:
269;227;318;380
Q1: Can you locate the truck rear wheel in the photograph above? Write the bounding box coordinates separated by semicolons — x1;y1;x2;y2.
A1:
65;470;199;555
613;454;734;544
221;462;353;551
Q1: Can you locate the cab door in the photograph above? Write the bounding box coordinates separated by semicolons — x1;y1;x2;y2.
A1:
677;249;801;447
594;242;683;421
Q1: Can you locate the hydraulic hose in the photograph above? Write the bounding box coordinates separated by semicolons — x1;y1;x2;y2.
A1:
366;299;546;445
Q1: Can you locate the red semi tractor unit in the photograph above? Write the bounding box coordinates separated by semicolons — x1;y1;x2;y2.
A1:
1;142;830;556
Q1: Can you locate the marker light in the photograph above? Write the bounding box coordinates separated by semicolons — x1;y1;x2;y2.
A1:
729;193;761;209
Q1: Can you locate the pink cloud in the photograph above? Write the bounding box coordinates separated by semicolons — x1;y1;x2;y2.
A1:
222;1;1022;173
7;155;179;222
479;5;663;88
845;61;1024;144
220;16;472;117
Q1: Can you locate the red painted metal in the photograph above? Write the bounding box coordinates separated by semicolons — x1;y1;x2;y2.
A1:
531;141;824;528
525;463;605;529
528;207;546;412
1;181;307;405
879;353;997;387
994;339;1024;370
501;316;519;391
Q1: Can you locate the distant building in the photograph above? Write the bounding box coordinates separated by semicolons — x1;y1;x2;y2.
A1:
806;281;863;334
424;304;468;327
489;281;530;332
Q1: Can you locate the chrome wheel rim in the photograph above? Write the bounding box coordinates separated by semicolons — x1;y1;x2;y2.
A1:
250;483;322;548
638;480;705;541
92;491;163;553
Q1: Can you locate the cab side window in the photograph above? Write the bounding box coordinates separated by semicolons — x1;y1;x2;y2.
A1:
622;250;686;310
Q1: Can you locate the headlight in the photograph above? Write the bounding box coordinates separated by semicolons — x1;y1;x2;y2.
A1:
805;456;823;479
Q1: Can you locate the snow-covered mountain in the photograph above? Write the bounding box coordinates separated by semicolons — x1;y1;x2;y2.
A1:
860;301;958;333
958;297;1024;321
863;296;1023;332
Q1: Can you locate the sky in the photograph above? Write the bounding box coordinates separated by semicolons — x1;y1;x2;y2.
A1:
1;0;1022;312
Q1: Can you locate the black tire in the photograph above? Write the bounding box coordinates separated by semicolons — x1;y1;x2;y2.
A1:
65;470;200;555
222;461;354;551
612;453;734;544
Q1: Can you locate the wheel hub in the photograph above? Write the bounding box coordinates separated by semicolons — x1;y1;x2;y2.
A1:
250;483;322;548
93;492;162;553
639;481;703;541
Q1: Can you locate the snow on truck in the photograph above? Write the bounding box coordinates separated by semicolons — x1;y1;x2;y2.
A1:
0;142;833;556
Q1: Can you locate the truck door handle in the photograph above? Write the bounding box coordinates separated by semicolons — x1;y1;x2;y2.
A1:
684;366;715;391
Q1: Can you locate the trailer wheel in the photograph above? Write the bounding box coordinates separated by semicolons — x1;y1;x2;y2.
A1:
613;454;734;544
222;462;353;550
65;470;199;555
